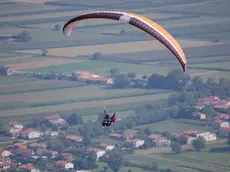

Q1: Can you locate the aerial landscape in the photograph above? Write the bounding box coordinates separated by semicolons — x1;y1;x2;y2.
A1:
0;0;230;172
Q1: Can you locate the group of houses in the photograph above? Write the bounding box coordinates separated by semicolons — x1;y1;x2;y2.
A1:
74;71;113;85
0;135;116;171
194;96;230;138
8;114;64;140
0;66;114;86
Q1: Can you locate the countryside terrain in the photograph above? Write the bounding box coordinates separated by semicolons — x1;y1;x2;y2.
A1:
1;0;230;172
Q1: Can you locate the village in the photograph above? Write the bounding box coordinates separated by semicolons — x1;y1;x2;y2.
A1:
0;95;229;172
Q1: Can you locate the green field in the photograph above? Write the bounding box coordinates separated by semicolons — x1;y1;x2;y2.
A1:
0;92;171;118
0;75;37;84
0;86;168;104
137;119;212;133
192;61;230;70
24;60;176;75
0;79;86;95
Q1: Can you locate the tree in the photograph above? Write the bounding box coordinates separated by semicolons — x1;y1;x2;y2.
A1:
92;52;101;60
127;72;136;79
17;30;31;42
147;73;166;89
192;76;203;90
68;113;83;125
107;149;124;172
170;141;182;153
192;136;206;151
54;154;65;161
176;135;188;145
151;162;159;171
144;127;152;136
41;47;48;56
109;68;119;77
112;74;130;88
54;24;61;30
103;166;108;172
162;131;172;140
35;158;47;171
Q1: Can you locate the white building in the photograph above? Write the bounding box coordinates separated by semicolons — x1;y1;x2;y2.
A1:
20;128;41;140
219;127;230;137
182;130;216;142
8;120;23;137
197;131;217;141
56;160;74;169
126;139;145;148
87;148;106;160
213;120;229;130
98;143;114;151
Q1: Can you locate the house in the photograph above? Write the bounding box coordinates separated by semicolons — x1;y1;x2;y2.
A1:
8;120;23;137
182;130;217;142
212;120;229;130
43;130;58;137
61;153;73;160
97;143;114;151
125;139;145;148
215;114;229;121
36;114;67;126
214;100;230;109
150;136;170;147
0;149;11;158
65;135;83;142
28;143;46;150
198;96;220;106
0;162;14;171
110;133;123;140
122;130;137;140
37;149;58;159
76;71;113;85
20;128;41;140
0;158;11;163
18;164;40;172
55;160;74;169
218;127;230;137
11;143;27;150
12;148;34;156
192;112;206;120
194;105;205;110
87;148;106;160
0;66;13;75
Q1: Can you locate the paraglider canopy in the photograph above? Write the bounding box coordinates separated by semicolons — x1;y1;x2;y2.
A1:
63;11;187;72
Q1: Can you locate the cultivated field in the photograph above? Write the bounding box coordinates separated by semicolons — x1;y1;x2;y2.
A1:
0;86;167;104
0;26;36;34
0;92;171;117
5;0;60;4
137;119;211;133
17;39;212;57
192;61;230;70
0;55;32;62
0;75;37;84
0;79;86;95
0;2;62;14
5;58;83;71
0;10;91;23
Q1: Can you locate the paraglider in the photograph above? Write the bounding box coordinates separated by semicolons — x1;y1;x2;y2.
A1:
102;107;116;127
63;11;187;72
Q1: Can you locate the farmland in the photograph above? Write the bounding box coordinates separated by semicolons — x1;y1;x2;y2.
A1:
0;91;171;117
16;39;212;56
1;1;230;171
